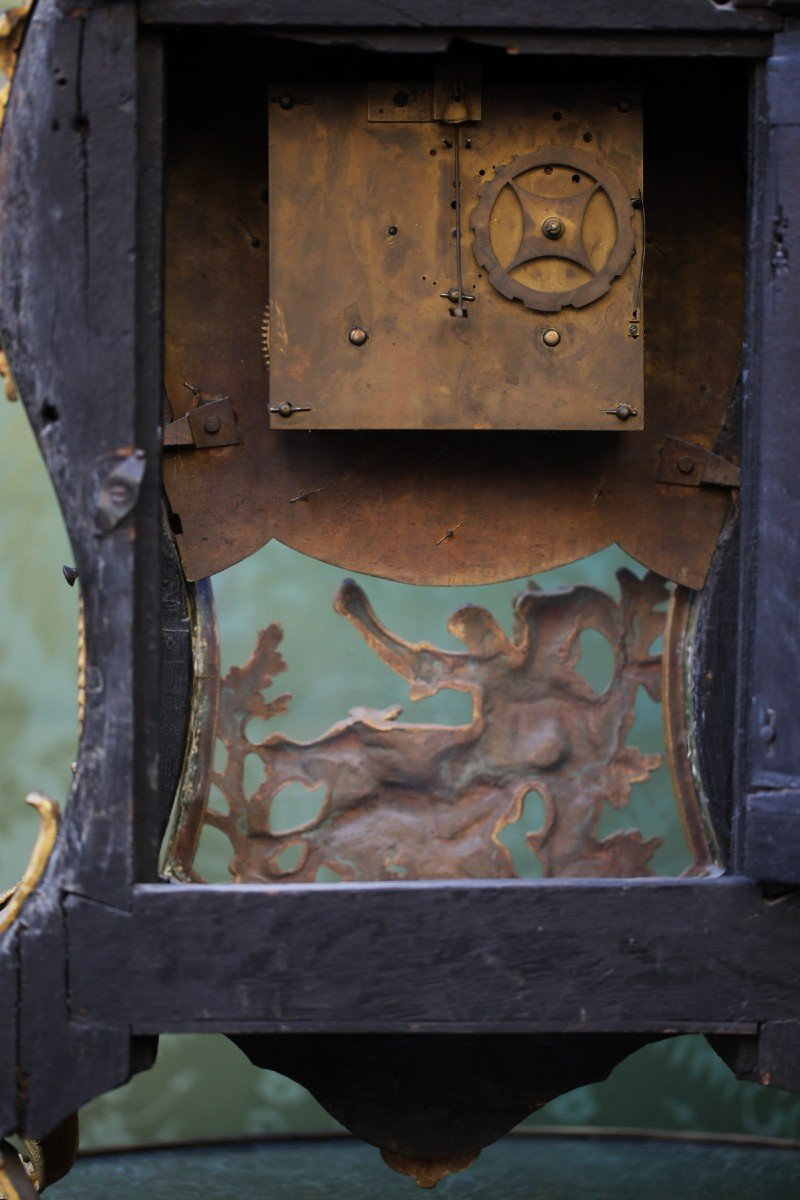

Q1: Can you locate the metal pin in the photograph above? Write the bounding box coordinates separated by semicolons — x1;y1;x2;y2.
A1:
62;565;79;587
591;477;606;507
604;403;637;421
437;521;464;545
236;217;261;249
183;381;201;396
289;487;326;503
269;402;311;418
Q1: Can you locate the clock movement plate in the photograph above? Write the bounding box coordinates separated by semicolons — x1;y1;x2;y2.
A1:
267;79;643;431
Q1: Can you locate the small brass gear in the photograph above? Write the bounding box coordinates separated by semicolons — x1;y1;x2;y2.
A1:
261;301;271;368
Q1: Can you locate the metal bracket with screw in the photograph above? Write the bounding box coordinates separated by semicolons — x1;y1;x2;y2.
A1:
163;396;240;450
656;436;741;489
95;449;146;535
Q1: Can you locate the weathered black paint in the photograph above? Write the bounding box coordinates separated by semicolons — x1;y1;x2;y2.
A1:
737;34;800;881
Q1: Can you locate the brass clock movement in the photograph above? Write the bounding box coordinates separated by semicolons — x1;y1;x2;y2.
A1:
268;70;644;430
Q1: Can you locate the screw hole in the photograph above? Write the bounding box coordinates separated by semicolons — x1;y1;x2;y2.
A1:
583;132;593;143
429;148;437;156
41;401;59;425
478;169;486;176
571;174;581;183
552;111;562;120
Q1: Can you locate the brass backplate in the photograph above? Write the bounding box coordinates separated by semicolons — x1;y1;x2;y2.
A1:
268;80;643;430
162;48;744;588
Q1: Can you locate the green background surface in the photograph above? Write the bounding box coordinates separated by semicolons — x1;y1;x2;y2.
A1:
3;386;800;1152
47;1135;800;1200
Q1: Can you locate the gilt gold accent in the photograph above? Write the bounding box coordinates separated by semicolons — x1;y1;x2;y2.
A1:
0;3;33;131
0;1140;38;1200
0;795;60;934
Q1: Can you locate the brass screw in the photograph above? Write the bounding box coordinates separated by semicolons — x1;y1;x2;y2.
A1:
542;216;565;240
677;456;695;475
349;327;368;346
203;413;221;435
542;328;561;348
606;403;635;421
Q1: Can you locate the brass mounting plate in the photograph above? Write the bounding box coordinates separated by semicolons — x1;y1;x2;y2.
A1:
268;80;642;431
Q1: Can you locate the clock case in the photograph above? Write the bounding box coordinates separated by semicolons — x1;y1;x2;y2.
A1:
1;0;800;1177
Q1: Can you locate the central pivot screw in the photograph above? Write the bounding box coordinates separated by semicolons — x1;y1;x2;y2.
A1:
203;413;221;435
677;456;695;475
349;326;368;346
542;328;561;348
542;216;565;240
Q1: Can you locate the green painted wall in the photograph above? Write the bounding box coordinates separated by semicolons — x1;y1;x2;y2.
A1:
2;389;800;1150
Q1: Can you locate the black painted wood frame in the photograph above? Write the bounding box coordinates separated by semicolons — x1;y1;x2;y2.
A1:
0;0;799;1145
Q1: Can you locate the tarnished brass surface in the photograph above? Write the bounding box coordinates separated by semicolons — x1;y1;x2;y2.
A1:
268;80;642;431
165;570;711;884
162;53;743;588
163;580;219;881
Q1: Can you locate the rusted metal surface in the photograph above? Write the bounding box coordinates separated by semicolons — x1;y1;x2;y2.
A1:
268;79;643;430
161;52;744;588
165;569;712;884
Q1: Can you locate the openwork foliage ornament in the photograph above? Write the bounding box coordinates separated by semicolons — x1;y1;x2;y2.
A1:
203;571;669;883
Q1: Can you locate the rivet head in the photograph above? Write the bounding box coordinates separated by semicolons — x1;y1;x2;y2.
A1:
108;482;130;504
542;328;561;348
277;401;295;418
278;95;295;110
387;225;398;237
613;403;633;421
542;216;565;240
677;455;695;475
203;413;222;435
349;326;368;346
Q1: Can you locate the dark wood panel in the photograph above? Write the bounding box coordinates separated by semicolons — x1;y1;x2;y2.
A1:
0;932;19;1136
140;0;783;32
737;35;800;879
743;792;800;883
134;30;167;881
0;0;159;1137
64;879;800;1034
